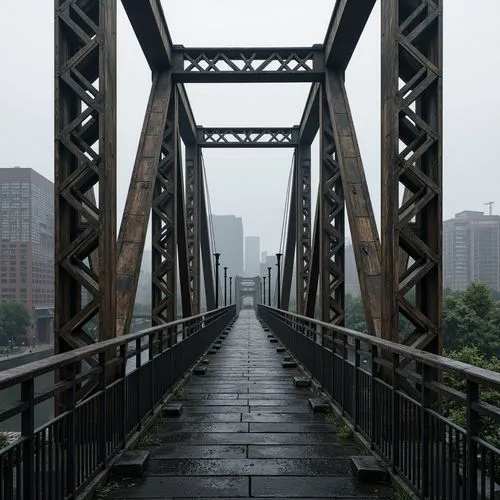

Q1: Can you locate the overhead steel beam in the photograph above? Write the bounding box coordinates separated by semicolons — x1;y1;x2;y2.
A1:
299;83;320;145
152;84;179;324
54;0;116;354
120;0;173;70
116;72;172;336
381;0;443;353
173;46;324;83
177;83;197;145
198;128;299;148
325;69;382;337
281;158;297;311
295;144;312;316
324;0;377;69
319;85;345;325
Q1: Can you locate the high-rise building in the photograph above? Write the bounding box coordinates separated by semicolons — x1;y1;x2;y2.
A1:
245;236;260;276
211;215;244;278
444;210;500;292
0;167;54;309
345;243;361;297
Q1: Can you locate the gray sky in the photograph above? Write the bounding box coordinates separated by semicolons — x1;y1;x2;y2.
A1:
1;0;499;256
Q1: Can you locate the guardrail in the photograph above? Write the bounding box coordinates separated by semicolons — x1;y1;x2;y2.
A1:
258;305;500;500
0;305;236;499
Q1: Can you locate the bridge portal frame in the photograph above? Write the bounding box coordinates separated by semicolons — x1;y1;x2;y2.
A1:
54;0;443;363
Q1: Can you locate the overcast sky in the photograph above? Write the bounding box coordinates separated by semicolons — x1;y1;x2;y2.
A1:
1;0;499;256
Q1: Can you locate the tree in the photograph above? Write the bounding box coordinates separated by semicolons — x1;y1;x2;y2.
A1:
443;283;500;358
0;302;31;345
443;346;500;480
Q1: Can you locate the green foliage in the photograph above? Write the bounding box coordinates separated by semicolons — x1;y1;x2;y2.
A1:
0;301;31;344
338;423;354;440
345;294;367;332
346;283;500;359
443;346;500;445
444;283;500;358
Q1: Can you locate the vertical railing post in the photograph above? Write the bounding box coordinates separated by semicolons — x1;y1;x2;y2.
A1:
21;378;35;500
466;379;479;500
136;338;142;428
420;363;432;497
67;364;77;498
353;338;360;430
149;332;155;411
98;351;108;462
340;333;347;415
370;344;377;449
119;344;127;445
391;352;401;474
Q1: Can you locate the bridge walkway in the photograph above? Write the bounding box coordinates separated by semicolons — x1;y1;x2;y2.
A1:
109;310;393;499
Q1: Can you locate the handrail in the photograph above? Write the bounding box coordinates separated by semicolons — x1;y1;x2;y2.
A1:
259;305;500;499
0;306;233;390
260;306;500;387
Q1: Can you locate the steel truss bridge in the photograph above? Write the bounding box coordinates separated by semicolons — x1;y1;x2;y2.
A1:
0;0;498;499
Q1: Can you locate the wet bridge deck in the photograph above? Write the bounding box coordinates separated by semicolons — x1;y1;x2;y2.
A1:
110;311;393;499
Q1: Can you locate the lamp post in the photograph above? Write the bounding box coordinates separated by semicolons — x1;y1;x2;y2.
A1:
229;276;233;304
224;266;228;306
263;276;266;305
214;252;221;308
276;253;282;309
267;267;272;307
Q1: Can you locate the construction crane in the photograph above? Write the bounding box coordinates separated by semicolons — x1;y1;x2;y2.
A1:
485;201;495;216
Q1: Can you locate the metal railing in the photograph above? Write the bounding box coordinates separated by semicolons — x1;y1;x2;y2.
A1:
0;305;236;499
258;305;500;500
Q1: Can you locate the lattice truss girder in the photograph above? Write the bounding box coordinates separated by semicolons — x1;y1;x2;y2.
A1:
382;0;442;351
200;128;298;147
320;90;345;325
152;90;179;325
295;146;312;315
177;48;321;75
54;0;116;350
185;144;201;315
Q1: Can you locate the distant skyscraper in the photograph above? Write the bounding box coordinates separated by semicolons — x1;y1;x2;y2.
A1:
211;215;244;277
245;236;260;276
345;243;361;297
0;167;54;309
444;210;500;292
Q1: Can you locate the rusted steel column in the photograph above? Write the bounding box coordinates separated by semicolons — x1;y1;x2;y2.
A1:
54;0;117;350
152;87;179;324
319;86;345;325
295;145;312;315
381;0;443;351
116;72;172;336
325;70;382;337
185;142;202;314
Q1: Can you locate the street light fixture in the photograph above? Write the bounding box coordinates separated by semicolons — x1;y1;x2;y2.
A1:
263;276;266;305
276;253;282;309
224;267;228;306
229;276;233;304
267;267;272;307
214;252;221;308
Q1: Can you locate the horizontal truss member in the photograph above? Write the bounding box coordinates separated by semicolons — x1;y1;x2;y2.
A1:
198;128;299;148
173;46;324;83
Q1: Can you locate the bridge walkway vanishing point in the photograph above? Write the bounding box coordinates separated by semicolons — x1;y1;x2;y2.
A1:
109;310;393;499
